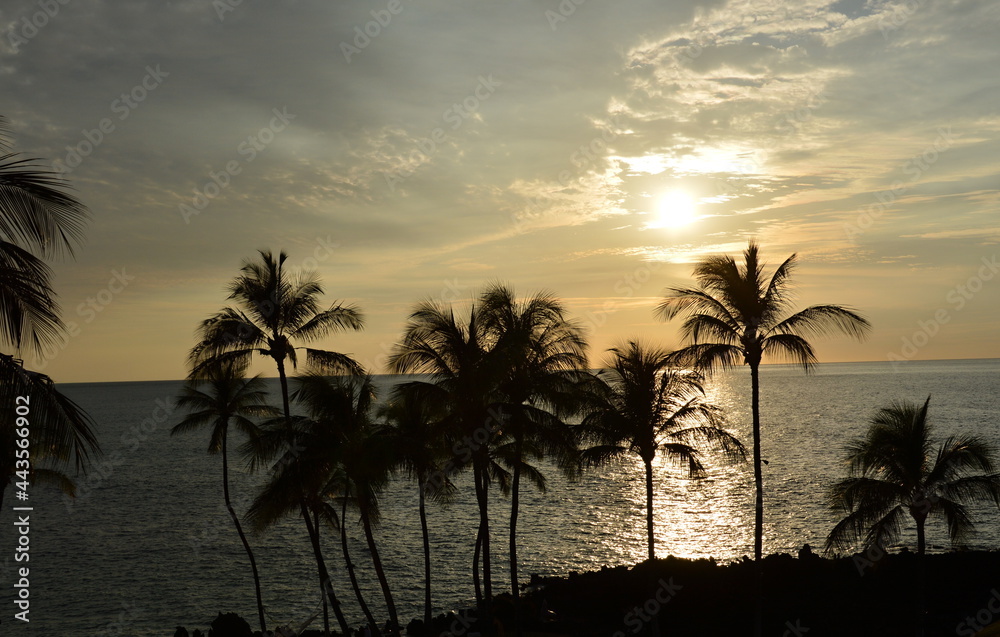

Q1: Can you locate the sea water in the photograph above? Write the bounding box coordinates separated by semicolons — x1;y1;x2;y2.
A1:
1;359;997;635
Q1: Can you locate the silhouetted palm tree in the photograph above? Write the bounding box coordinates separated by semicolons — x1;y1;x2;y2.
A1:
188;248;364;418
0;116;90;355
826;396;1000;555
171;363;278;633
299;373;400;633
388;298;508;624
656;240;870;563
0;116;99;509
244;390;352;636
580;341;745;560
479;284;587;626
382;385;455;626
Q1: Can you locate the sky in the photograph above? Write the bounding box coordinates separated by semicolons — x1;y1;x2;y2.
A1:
1;0;998;383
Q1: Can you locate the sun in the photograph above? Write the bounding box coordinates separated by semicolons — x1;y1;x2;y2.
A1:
649;190;699;229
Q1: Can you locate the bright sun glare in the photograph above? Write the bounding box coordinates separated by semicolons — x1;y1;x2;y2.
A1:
650;190;699;229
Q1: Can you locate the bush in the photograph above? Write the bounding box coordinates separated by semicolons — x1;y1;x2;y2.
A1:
208;612;252;637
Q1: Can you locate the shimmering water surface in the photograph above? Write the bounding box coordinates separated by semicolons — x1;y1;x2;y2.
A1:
2;359;998;635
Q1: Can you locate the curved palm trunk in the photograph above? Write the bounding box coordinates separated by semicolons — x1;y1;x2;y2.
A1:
275;356;292;424
644;456;655;561
419;478;433;626
474;454;494;630
314;509;330;636
916;515;927;636
510;457;523;637
301;503;351;636
473;519;483;605
750;361;764;637
222;429;267;633
360;498;400;632
341;496;379;632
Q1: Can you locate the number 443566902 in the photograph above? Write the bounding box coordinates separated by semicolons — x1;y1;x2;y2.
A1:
15;395;30;498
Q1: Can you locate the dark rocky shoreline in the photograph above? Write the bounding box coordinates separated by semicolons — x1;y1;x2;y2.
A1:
176;550;1000;637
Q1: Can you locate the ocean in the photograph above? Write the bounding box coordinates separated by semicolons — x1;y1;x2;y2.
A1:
2;359;998;635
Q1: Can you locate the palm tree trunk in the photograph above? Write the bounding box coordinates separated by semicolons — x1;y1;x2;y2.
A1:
474;454;493;628
360;498;400;633
222;429;267;634
302;503;351;636
276;356;292;422
342;495;379;632
644;456;655;562
916;516;927;637
314;508;330;637
510;457;523;637
419;478;433;626
473;517;483;605
750;360;764;637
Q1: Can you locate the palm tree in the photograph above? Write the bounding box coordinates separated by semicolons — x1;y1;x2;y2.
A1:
0;353;99;509
381;385;455;626
826;396;1000;555
171;363;278;634
479;284;587;624
656;240;870;563
188;248;364;420
580;341;745;560
0;116;100;509
388;298;507;625
298;372;400;633
244;398;352;636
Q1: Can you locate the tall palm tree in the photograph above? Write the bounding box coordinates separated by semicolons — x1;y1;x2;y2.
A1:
580;341;745;560
656;240;870;563
388;298;507;626
188;248;364;419
381;385;455;626
190;249;363;633
826;396;1000;555
479;284;587;624
171;364;278;634
0;116;99;509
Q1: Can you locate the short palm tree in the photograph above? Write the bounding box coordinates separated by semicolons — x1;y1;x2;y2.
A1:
580;341;745;561
171;363;279;634
299;373;400;633
381;385;455;626
244;389;353;637
826;396;1000;555
0;116;99;508
656;240;870;563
